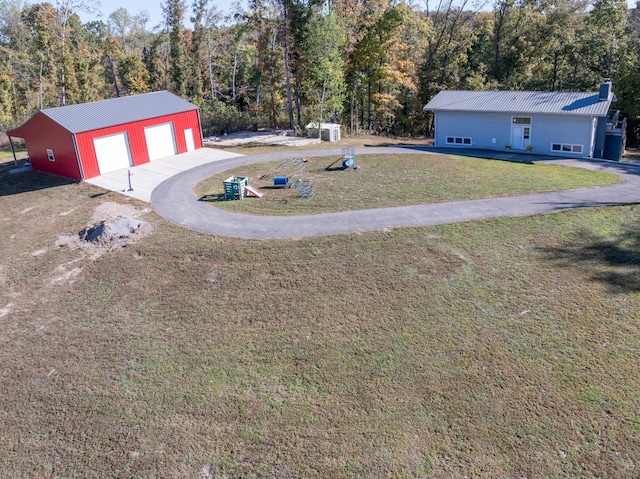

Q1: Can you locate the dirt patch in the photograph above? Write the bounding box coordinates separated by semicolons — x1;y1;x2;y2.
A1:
204;129;321;148
56;202;153;260
50;265;83;286
0;302;13;318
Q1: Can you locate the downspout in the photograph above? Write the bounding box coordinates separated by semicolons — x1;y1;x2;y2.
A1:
72;134;84;180
430;111;437;146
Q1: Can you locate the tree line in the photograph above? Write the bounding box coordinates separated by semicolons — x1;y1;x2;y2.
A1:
1;0;640;143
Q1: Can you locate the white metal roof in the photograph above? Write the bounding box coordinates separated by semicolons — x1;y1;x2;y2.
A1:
40;91;198;134
423;89;613;117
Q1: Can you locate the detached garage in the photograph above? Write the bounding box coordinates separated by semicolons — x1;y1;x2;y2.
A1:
7;91;203;180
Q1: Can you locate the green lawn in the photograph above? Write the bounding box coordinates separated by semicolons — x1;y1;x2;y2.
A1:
1;170;639;478
196;153;621;216
0;143;26;157
0;146;28;174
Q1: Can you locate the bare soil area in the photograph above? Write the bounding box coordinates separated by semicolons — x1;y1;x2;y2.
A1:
205;131;431;153
55;202;153;260
204;129;322;147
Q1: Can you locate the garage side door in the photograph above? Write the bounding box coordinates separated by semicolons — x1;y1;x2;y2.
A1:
93;133;132;175
144;123;177;161
184;128;195;152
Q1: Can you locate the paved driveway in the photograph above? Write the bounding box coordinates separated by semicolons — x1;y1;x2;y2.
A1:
151;147;640;239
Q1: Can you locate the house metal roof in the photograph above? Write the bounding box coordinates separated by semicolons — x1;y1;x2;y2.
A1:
423;90;613;117
38;91;197;134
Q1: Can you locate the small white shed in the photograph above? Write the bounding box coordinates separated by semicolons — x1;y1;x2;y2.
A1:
306;122;341;142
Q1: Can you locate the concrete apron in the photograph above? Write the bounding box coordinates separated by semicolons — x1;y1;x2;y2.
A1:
85;147;243;202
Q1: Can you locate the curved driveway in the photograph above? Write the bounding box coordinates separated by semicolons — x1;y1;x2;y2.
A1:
152;147;640;239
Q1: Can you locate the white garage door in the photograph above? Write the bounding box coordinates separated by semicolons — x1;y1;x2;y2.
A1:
144;123;177;161
94;133;132;175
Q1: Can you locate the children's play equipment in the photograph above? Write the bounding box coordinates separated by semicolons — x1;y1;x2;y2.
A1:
223;175;249;200
341;147;355;169
264;157;316;199
223;175;263;199
299;179;315;199
273;175;289;187
244;184;263;198
273;157;307;188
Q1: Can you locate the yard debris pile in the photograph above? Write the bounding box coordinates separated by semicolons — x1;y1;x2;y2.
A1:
79;217;150;249
56;202;153;259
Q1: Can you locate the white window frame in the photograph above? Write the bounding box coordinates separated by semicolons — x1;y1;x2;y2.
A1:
550;143;583;154
46;149;55;162
445;136;472;146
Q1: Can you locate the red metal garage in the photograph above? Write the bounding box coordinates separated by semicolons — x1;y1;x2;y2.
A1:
7;91;203;181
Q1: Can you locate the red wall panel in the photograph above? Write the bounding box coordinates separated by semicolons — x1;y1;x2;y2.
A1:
75;110;203;179
10;113;82;181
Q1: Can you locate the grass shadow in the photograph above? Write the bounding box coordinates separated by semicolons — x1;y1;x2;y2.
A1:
388;144;543;164
363;142;407;147
199;193;226;202
0;170;77;197
540;222;640;292
324;157;348;171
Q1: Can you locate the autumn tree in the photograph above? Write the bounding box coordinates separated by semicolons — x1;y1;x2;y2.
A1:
582;0;629;82
0;0;33;125
527;0;586;91
107;7;149;56
347;3;423;133
489;0;546;87
53;0;100;105
21;2;60;108
419;0;480;97
66;15;106;103
188;0;209;97
246;0;286;128
299;9;346;133
162;0;187;95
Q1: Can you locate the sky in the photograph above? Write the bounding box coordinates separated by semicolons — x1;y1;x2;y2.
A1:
70;0;245;30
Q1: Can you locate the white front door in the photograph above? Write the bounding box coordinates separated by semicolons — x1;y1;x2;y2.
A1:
93;133;132;175
144;123;177;161
510;125;531;150
184;128;195;152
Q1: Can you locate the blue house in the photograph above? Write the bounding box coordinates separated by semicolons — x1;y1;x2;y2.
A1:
423;80;626;161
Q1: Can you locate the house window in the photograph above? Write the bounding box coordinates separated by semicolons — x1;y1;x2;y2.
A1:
446;136;472;145
551;143;582;154
513;117;531;125
47;149;55;162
